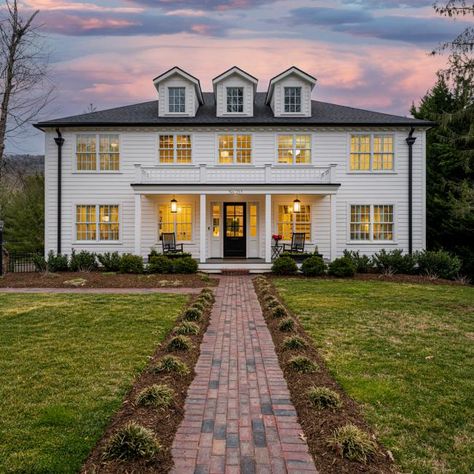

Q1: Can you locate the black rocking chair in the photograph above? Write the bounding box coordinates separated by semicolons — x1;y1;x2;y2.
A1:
161;232;184;254
282;232;306;253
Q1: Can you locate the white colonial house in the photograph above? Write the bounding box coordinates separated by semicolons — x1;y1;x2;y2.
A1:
35;66;433;272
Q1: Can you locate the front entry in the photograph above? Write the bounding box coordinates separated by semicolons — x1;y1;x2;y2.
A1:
224;203;246;257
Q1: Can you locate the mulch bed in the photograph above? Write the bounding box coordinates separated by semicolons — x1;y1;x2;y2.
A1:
0;272;218;288
253;277;396;474
81;290;214;473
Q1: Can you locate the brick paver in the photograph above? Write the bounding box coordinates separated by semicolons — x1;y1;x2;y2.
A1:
171;275;317;474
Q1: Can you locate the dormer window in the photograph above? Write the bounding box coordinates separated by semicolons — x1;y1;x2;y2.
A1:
168;87;185;113
227;87;244;113
284;87;301;113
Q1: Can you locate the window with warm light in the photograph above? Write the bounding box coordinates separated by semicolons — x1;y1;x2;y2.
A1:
212;205;220;237
76;204;119;241
226;87;244;113
76;134;120;171
284;87;301;113
249;204;257;237
168;87;185;113
159;204;192;241
159;135;192;164
278;135;311;164
350;134;394;171
99;205;120;240
277;204;311;240
218;134;251;164
350;204;394;241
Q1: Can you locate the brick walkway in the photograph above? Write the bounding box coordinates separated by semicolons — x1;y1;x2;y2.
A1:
172;275;317;474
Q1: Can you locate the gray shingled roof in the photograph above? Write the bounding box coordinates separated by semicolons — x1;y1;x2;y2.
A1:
35;92;433;129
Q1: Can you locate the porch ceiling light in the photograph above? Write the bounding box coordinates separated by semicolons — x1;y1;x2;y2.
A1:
293;198;301;213
170;198;178;213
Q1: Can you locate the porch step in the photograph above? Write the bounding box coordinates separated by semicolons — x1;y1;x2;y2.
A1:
220;269;251;275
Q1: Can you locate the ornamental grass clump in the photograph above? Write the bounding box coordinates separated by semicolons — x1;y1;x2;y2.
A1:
135;384;174;409
287;355;319;373
308;386;342;410
282;335;307;350
199;290;214;303
183;307;202;321
278;318;295;332
102;422;161;461
191;301;206;312
153;355;189;375
266;298;280;309
167;335;192;352
174;321;200;335
327;424;377;463
272;305;288;319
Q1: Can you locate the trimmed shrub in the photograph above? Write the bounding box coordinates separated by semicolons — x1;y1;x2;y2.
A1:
282;335;307;350
148;255;173;274
343;250;372;274
174;321;200;335
301;255;326;276
308;386;342;410
32;254;47;272
119;254;144;274
46;251;69;272
281;251;313;261
69;249;97;272
278;318;295;332
184;307;202;321
266;298;280;309
271;256;298;275
191;301;206;312
328;257;355;278
287;356;318;373
167;335;192;351
97;252;121;272
149;249;192;260
103;422;160;461
199;291;214;303
372;249;416;275
416;249;462;280
327;424;377;463
173;257;198;274
272;305;288;319
135;384;174;409
153;355;189;375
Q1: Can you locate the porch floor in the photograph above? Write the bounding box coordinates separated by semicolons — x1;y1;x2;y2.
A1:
205;258;266;264
200;258;271;274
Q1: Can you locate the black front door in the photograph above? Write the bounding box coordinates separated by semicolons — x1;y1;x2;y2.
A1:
224;203;246;257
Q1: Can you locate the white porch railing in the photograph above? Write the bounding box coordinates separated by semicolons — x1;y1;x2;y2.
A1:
134;163;336;184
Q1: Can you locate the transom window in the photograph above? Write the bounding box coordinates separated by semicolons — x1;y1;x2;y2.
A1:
159;135;192;164
76;204;119;241
278;135;311;164
350;204;394;241
350;134;394;171
277;204;311;241
168;87;185;113
159;204;192;241
76;134;120;171
218;134;251;164
226;87;244;113
284;87;301;113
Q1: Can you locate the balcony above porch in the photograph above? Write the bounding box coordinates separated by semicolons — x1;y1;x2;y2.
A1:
134;163;337;185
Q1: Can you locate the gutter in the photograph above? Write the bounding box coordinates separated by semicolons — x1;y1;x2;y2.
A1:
406;127;417;255
54;129;64;254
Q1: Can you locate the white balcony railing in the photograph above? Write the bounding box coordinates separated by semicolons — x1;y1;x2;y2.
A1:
134;163;336;185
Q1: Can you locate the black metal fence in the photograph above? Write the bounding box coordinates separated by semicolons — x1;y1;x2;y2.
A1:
7;251;40;273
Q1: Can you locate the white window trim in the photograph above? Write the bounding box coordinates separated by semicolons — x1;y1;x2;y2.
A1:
347;132;397;174
73;202;122;244
167;86;186;114
275;133;312;165
346;202;397;244
225;86;245;114
216;132;253;165
157;133;193;165
74;133;121;173
283;86;302;114
157;202;194;242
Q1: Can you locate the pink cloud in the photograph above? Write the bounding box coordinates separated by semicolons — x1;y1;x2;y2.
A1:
22;0;143;13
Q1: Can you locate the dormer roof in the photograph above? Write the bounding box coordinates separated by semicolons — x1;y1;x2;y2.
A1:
153;66;204;105
265;66;317;104
212;66;258;95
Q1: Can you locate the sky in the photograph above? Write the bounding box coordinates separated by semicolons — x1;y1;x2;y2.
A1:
7;0;472;154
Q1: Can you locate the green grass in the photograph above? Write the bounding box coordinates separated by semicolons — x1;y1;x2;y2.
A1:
0;293;186;473
274;278;474;474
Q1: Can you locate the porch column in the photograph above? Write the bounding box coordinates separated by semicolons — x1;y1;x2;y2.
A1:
265;194;272;263
134;194;142;256
200;194;206;263
330;194;337;261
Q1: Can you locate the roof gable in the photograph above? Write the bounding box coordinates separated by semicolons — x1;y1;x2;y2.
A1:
266;66;317;104
212;66;258;95
153;66;204;104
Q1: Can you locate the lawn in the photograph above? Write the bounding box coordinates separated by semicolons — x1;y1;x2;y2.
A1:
274;278;474;474
0;292;187;473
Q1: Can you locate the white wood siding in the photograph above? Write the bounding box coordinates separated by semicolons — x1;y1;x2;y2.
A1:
157;75;197;117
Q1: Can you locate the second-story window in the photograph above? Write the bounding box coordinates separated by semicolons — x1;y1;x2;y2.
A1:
76;134;120;171
168;87;185;113
159;135;192;164
350;134;394;171
226;87;243;113
218;134;251;164
284;87;301;113
278;134;311;164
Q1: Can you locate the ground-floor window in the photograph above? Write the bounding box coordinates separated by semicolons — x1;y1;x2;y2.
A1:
277;204;311;240
350;204;394;241
76;204;119;241
159;204;192;241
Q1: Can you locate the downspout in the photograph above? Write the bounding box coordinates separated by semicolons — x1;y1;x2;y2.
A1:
406;127;417;255
54;129;64;254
